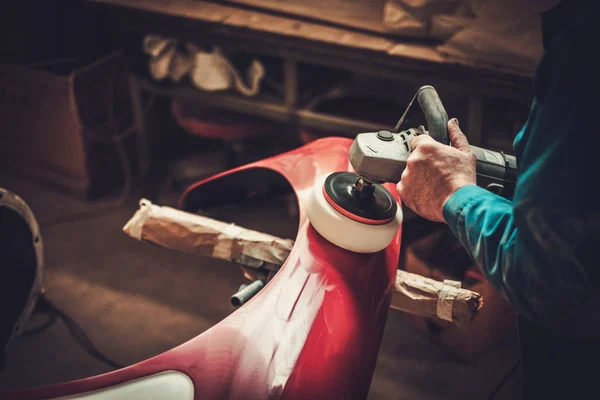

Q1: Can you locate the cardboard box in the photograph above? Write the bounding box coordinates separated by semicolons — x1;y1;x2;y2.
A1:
402;229;517;362
0;51;133;198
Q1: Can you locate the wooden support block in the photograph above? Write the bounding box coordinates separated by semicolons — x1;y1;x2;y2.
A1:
123;199;483;330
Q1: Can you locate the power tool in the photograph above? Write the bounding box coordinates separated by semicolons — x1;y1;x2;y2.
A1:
307;85;517;253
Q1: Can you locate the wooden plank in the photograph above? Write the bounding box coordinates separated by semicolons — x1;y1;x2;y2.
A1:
92;0;235;23
92;0;530;77
212;0;390;37
90;0;533;100
91;0;531;81
214;4;394;53
387;42;446;65
91;0;395;53
388;42;534;79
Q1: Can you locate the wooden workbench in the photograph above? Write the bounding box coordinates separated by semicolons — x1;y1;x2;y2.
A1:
89;0;534;176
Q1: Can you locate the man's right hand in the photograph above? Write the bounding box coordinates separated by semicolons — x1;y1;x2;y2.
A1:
396;118;477;223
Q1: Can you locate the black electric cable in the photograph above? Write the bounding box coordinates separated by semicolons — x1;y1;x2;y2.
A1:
20;312;58;338
48;298;124;370
21;295;124;370
486;357;522;400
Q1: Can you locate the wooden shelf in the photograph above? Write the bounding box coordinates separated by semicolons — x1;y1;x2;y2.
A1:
89;0;534;102
131;74;395;136
93;0;532;177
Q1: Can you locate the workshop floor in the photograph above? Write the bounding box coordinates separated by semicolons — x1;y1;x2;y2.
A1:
0;172;523;400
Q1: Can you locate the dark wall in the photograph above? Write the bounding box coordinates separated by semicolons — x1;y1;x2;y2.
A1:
0;0;122;66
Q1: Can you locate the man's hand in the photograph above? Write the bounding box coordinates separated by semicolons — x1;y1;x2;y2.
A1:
397;118;476;223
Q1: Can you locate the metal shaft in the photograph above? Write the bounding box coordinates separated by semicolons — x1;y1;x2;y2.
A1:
231;279;265;308
352;178;375;194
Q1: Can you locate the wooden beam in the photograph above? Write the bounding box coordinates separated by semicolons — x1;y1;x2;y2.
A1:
211;0;390;38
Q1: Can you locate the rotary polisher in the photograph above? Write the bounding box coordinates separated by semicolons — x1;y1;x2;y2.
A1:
307;85;517;253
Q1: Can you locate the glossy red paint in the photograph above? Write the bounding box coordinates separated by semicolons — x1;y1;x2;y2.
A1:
1;137;402;400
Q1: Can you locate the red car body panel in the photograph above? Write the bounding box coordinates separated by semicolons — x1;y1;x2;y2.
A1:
2;137;402;400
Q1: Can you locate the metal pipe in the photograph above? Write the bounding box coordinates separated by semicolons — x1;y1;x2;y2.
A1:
231;280;265;308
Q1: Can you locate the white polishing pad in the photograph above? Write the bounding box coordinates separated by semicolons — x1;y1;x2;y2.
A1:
307;174;402;253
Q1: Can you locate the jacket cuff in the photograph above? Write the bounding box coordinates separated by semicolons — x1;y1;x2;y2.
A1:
443;185;491;230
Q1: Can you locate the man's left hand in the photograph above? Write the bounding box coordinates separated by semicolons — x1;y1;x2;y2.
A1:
397;118;477;223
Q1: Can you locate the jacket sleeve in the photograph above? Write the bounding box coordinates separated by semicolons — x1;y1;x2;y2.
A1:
442;51;600;334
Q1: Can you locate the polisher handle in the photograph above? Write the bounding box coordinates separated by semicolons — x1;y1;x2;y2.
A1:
417;85;449;145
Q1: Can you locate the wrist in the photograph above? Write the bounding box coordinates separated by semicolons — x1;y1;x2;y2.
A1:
448;180;474;201
442;184;485;224
441;182;475;217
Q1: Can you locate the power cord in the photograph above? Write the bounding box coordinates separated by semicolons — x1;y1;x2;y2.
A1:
486;357;522;400
20;312;58;338
21;295;124;369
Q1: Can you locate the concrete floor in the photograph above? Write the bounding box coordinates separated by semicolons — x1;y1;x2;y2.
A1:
0;172;523;399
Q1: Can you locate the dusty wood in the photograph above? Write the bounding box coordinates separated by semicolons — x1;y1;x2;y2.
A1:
431;15;472;40
91;0;535;76
123;199;482;329
93;0;235;23
386;42;445;64
222;7;394;53
90;0;421;61
90;0;534;99
213;0;388;37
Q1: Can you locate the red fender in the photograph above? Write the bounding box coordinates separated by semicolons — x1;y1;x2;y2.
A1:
1;137;401;400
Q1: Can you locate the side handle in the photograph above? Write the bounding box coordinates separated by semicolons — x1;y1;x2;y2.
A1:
417;85;449;145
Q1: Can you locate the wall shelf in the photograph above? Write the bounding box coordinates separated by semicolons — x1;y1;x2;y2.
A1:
91;0;534;177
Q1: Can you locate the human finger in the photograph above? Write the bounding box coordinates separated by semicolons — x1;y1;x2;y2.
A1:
448;118;470;152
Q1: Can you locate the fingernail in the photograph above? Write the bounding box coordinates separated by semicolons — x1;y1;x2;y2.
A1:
451;118;459;127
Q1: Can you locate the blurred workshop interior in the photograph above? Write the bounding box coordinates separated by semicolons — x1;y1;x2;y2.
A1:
0;0;548;399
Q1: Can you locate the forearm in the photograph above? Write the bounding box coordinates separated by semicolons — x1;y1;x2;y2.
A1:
442;185;590;327
443;186;530;314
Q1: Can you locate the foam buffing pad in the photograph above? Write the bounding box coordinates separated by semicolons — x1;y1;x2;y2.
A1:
307;172;402;253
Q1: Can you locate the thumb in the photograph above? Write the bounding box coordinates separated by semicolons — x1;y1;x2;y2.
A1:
448;118;470;152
